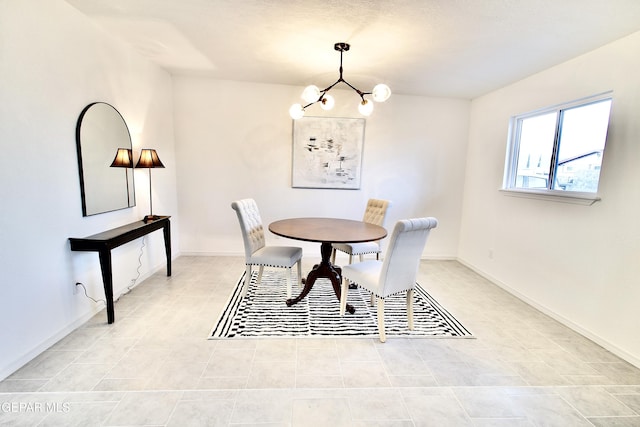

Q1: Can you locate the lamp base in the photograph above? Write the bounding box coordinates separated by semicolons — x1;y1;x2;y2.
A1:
143;215;161;223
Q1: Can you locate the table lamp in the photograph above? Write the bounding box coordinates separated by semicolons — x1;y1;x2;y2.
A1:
135;148;164;222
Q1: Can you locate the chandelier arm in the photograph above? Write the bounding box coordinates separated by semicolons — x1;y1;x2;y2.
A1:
321;78;343;94
322;78;370;101
302;101;317;109
340;78;367;100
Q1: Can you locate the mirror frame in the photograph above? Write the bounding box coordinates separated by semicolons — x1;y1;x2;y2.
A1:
75;102;136;216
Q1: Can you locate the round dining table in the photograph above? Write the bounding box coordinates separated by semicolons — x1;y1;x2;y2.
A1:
269;217;387;314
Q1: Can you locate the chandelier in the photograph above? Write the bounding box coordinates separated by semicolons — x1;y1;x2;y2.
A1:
289;42;391;119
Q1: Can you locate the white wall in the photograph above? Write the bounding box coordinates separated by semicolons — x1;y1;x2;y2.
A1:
459;31;640;366
0;0;179;380
173;78;470;259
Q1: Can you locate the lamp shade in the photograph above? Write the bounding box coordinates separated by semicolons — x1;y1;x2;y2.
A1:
289;104;305;120
320;94;335;110
301;85;321;103
372;84;391;102
135;149;165;168
358;99;374;116
110;148;133;168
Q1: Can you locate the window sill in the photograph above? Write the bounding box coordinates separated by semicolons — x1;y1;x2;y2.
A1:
499;188;601;205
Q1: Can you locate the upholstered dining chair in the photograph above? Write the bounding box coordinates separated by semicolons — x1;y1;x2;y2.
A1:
231;199;303;299
331;198;390;265
339;217;438;342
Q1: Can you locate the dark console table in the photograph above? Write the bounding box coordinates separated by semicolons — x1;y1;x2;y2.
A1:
69;216;171;324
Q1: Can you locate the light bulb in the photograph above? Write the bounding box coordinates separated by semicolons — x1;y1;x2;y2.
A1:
301;85;321;103
320;94;335;110
358;99;374;116
289;104;305;120
372;84;391;102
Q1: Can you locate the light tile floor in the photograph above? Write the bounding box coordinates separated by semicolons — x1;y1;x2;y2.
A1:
2;256;640;426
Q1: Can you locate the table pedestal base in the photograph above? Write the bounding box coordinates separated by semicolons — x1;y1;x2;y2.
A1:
286;242;355;314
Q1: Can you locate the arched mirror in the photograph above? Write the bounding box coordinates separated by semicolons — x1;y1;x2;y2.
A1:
76;102;136;216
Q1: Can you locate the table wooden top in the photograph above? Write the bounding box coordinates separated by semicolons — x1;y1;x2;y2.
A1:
269;217;387;244
70;216;170;242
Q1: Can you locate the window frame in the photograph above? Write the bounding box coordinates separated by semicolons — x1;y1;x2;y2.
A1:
502;91;613;205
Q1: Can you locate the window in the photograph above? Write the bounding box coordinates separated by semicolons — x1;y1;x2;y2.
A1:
503;93;612;198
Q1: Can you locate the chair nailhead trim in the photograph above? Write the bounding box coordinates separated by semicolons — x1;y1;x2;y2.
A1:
247;263;292;268
349;283;412;299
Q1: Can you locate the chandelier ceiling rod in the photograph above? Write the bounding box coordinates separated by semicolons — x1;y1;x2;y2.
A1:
289;42;391;119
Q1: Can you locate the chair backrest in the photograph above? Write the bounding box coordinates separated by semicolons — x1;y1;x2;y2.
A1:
362;198;390;227
378;217;438;297
231;198;266;258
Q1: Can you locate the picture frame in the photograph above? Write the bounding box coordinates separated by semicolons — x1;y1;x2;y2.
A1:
292;116;366;189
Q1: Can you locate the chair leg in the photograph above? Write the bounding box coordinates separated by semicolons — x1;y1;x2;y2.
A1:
257;265;264;284
370;293;375;306
285;267;293;299
359;254;364;262
296;259;302;287
339;277;349;316
407;289;414;330
348;254;353;264
331;248;337;265
377;297;386;343
242;265;252;297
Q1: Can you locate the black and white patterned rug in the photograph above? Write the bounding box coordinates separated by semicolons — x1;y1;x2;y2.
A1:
209;270;472;339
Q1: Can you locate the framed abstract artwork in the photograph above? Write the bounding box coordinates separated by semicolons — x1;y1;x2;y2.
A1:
292;116;365;189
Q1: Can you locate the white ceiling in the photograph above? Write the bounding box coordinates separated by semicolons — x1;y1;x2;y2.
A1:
65;0;640;99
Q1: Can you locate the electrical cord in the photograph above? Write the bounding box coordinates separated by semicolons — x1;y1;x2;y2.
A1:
76;236;146;305
131;235;145;288
75;282;105;305
115;236;145;302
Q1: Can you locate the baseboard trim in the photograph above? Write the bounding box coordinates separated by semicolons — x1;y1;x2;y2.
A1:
0;306;102;381
0;257;176;381
176;252;458;260
179;251;240;257
456;257;640;369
